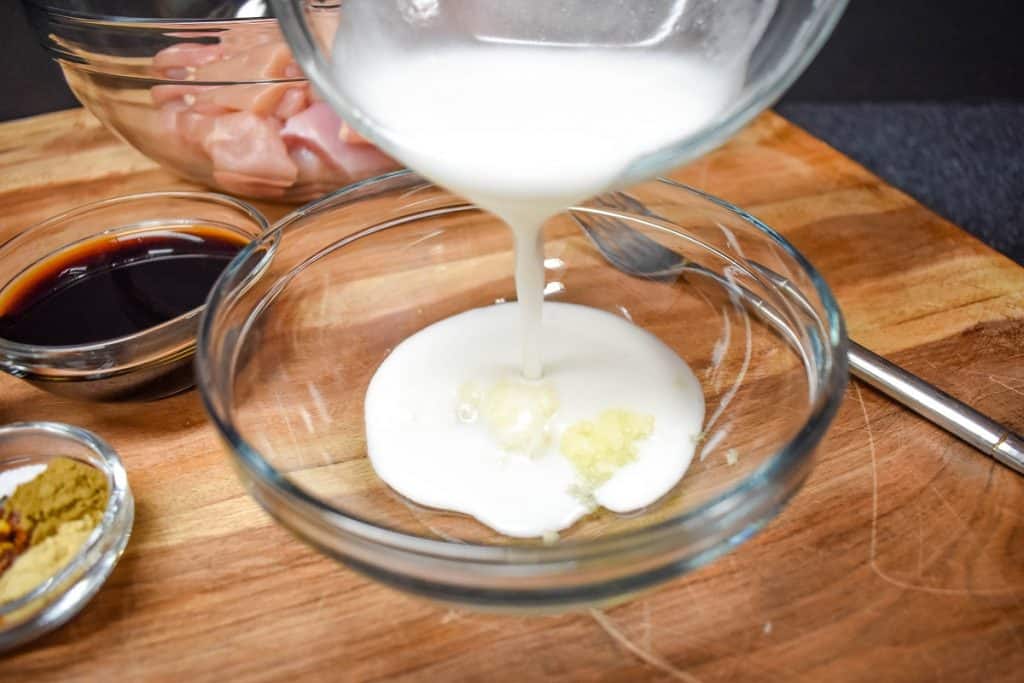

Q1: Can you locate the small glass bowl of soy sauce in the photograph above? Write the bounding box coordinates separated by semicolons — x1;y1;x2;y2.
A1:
0;192;269;401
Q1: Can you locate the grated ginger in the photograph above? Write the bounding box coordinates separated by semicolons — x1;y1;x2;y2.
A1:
560;409;654;486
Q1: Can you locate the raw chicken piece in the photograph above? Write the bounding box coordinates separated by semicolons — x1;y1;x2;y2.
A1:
202;112;298;187
153;43;222;79
275;87;309;120
290;145;325;179
338;121;374;145
179;110;218;149
151;84;211;106
195;83;292;117
191;100;231;116
153;84;228;115
333;143;399;181
159;101;216;153
158;100;189;139
290;145;339;187
148;30;396;200
281;103;345;163
194;42;297;82
213;170;289;199
282;102;398;178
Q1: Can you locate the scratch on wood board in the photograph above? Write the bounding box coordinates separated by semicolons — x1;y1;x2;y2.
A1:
855;382;1020;597
589;608;702;683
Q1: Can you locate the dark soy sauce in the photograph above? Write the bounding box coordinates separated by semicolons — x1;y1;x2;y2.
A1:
0;225;249;346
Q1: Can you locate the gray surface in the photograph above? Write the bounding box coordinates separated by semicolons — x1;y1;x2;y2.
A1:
777;102;1024;265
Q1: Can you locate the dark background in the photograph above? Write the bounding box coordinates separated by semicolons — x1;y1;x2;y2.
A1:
2;1;1022;262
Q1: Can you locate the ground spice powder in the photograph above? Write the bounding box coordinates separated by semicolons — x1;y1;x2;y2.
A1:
0;517;96;604
0;457;109;613
6;457;108;545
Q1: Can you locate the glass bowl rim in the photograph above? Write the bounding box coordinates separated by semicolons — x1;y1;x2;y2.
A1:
0;420;132;620
0;191;270;372
23;1;340;24
25;2;330;85
197;170;849;564
59;61;309;87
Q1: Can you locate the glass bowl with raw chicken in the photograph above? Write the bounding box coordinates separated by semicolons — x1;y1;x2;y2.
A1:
24;1;398;202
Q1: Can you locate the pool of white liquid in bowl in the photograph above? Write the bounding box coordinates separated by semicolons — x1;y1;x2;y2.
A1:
365;302;705;538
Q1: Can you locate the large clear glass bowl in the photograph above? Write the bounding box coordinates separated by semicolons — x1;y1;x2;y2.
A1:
23;1;400;202
196;172;847;610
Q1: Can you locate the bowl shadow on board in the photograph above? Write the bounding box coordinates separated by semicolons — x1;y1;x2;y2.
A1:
11;358;198;404
0;383;210;440
82;391;212;438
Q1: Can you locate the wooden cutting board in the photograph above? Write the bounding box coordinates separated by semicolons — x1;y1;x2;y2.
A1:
0;109;1021;682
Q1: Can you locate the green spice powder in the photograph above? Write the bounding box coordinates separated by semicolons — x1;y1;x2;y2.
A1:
6;457;108;545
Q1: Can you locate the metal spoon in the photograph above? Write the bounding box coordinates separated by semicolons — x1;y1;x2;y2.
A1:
571;192;1024;476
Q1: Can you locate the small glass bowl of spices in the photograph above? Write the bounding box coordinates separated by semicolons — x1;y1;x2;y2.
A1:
0;421;132;652
0;191;269;401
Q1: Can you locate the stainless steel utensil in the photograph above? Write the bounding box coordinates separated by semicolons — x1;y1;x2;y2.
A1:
571;191;1024;475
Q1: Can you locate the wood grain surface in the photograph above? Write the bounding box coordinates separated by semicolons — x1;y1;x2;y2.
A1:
0;109;1022;682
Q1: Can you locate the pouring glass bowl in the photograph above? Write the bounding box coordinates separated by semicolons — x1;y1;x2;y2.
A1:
271;0;848;189
197;171;847;611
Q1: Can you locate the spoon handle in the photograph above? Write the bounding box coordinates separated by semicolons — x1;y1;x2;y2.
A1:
848;342;1024;475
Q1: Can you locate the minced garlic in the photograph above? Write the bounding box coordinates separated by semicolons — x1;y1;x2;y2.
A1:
560;409;654;486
